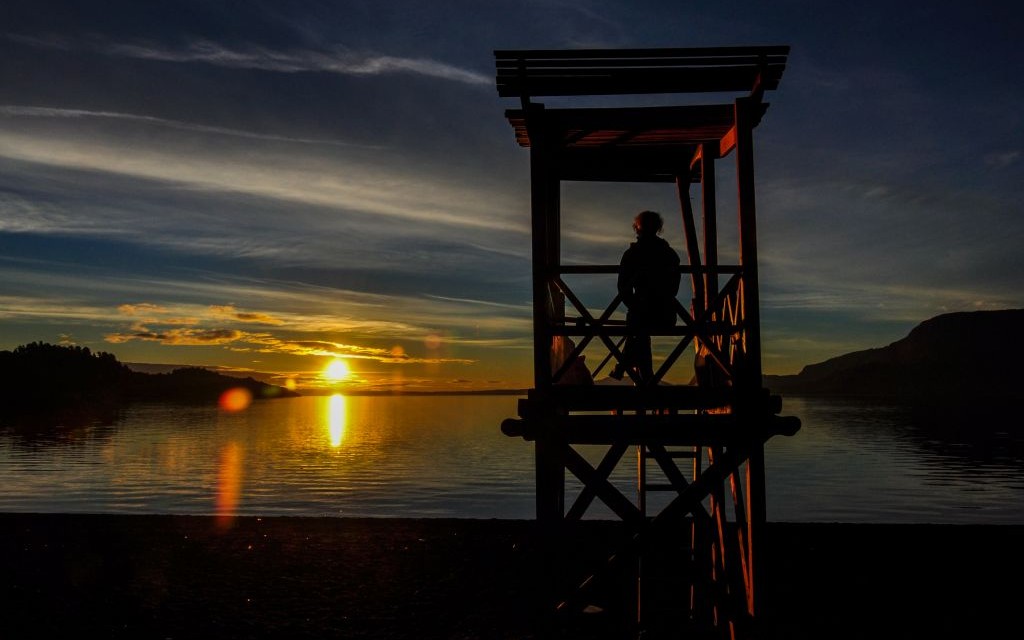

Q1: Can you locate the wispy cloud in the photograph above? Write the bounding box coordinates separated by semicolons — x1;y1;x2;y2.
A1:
0;131;527;237
0;105;376;148
985;150;1020;168
8;34;491;86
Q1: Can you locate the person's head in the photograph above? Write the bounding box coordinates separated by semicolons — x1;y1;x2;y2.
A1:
632;210;664;237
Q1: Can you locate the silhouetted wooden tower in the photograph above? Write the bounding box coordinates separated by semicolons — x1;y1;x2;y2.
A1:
496;47;801;638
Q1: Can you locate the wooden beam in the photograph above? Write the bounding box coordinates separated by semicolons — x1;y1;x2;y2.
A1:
719;124;737;158
502;413;801;446
689;144;704;175
677;177;705;314
701;142;719;314
495;45;791;59
565;442;629;520
563;446;646;526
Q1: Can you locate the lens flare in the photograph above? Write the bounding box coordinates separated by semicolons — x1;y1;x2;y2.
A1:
219;387;253;412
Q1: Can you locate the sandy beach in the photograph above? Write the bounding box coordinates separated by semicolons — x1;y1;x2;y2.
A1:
2;513;1021;639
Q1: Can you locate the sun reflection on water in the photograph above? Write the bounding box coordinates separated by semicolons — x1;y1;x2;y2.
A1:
327;394;347;447
216;441;242;529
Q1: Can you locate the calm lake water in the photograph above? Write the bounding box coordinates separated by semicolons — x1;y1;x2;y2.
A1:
2;394;1022;524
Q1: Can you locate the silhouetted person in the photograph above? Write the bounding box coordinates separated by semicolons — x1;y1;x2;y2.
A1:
610;210;681;383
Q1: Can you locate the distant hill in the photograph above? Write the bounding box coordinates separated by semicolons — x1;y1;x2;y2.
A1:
122;366;299;403
0;342;298;426
124;362;280;385
764;309;1024;402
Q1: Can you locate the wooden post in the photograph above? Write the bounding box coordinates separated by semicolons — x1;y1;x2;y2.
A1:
676;177;705;314
734;96;766;618
529;107;553;390
700;143;719;316
528;109;565;526
734;97;762;392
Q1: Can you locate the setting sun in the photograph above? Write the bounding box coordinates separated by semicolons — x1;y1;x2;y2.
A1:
323;358;350;381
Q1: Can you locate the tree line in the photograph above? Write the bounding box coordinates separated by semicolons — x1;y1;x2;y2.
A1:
0;342;297;427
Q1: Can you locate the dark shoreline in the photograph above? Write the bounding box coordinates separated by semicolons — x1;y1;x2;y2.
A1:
2;513;1021;639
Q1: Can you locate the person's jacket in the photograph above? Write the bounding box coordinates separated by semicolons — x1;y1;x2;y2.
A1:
617;234;681;329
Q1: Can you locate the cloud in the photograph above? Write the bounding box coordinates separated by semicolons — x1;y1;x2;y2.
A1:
0;130;527;236
110;40;491;85
105;327;243;345
0;105;375;148
208;304;285;325
0;294;120;324
8;34;491;86
239;334;473;364
985;150;1020;168
103;324;475;365
118;303;168;315
117;303;199;326
102;296;481;364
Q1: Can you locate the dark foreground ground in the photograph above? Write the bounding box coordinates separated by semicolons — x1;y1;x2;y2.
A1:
2;513;1021;639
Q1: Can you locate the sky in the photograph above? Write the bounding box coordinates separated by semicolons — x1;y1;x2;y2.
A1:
1;1;1021;393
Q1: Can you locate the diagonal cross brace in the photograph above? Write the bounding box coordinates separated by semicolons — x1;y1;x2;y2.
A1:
558;438;762;618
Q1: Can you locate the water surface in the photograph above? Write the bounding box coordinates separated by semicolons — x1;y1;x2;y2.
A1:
2;394;1022;523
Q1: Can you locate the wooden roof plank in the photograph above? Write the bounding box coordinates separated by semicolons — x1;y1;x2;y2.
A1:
494;45;790;60
495;46;789;97
497;69;784;97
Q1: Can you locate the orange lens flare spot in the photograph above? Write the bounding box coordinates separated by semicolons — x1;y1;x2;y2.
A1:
424;334;442;350
219;387;253;412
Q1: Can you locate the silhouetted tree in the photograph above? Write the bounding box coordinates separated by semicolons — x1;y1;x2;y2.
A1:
0;342;297;428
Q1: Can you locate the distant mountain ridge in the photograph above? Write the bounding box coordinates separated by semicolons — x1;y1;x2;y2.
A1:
764;309;1024;401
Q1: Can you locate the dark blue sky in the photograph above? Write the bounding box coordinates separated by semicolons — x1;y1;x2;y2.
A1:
1;1;1021;390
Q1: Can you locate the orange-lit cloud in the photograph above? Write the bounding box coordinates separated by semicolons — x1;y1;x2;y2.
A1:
118;302;168;315
239;334;473;364
104;307;474;365
117;303;199;326
209;304;285;325
105;327;244;345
